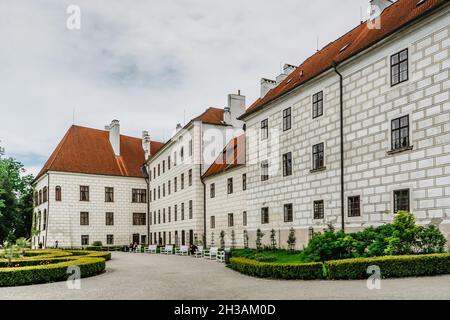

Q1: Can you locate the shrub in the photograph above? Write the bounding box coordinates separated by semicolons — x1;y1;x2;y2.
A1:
229;257;324;280
326;253;450;280
300;230;358;262
253;254;277;263
92;241;103;247
256;229;264;250
0;249;109;287
270;229;277;249
287;228;296;251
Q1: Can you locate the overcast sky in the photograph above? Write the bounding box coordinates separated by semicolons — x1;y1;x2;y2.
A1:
0;0;370;176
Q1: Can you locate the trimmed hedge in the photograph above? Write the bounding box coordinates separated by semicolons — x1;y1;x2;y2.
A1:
325;253;450;280
0;249;109;287
229;253;450;280
229;257;324;280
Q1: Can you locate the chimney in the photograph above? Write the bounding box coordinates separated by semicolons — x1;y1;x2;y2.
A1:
142;131;151;160
276;73;288;85
369;0;393;20
109;119;120;156
260;78;276;98
283;64;297;75
176;123;182;132
226;91;246;129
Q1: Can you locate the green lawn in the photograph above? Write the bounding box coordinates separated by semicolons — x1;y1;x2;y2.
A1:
231;249;305;264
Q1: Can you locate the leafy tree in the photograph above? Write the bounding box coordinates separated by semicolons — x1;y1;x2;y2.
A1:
243;230;249;249
219;230;225;249
270;229;277;249
231;230;236;249
287;227;296;251
256;229;264;250
0;157;34;244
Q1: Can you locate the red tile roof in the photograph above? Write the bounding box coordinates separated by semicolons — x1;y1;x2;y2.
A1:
242;0;447;118
148;107;227;161
203;134;246;178
35;125;164;181
193;107;226;126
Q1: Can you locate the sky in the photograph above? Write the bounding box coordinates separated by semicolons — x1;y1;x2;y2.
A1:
0;0;370;176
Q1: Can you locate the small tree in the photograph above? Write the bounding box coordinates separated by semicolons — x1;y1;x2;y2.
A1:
231;230;236;249
210;232;215;248
219;230;226;249
243;230;249;249
287;227;296;251
15;237;31;255
3;241;20;266
256;229;264;250
270;229;277;249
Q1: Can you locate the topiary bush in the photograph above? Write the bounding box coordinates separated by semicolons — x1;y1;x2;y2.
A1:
229;257;324;280
325;253;450;280
0;249;109;287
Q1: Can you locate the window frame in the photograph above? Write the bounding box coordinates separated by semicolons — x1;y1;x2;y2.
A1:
132;212;147;226
261;160;269;181
228;213;234;227
313;200;324;219
227;177;233;194
312;143;325;171
80;212;89;226
282;107;292;131
348;196;361;217
105;187;114;203
105;212;114;226
261;119;269;140
312;91;324;119
391;115;410;151
261;207;269;224
80;186;89;202
284;203;293;222
390;48;409;87
283;152;293;177
393;189;410;213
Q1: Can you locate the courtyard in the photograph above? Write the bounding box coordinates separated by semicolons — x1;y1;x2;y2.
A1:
0;252;449;300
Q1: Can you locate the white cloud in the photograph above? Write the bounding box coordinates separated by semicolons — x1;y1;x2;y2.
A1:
0;0;370;174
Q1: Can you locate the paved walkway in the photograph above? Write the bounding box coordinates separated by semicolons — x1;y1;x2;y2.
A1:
1;252;449;300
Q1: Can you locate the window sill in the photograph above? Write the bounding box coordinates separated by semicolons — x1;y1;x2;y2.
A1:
310;166;327;173
387;145;413;155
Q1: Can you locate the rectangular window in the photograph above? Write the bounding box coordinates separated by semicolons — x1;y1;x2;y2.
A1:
105;187;114;202
283;107;291;131
313;200;324;219
174;177;177;192
80;186;89;201
163;183;166;197
162;160;165;173
168;206;171;222
242;174;247;191
261;119;268;140
174;151;177;166
180;147;184;163
348;196;361;217
181;203;185;220
106;212;114;226
158;210;161;224
391;48;408;86
283;152;293;176
174;205;178;221
80;212;89;226
132;189;147;203
312;143;324;170
158;164;160;176
391;115;410;151
189;139;193;157
81;235;89;246
210;216;215;229
158;186;160;199
243;211;247;226
261;207;269;224
106;234;114;245
133;213;146;225
210;183;215;198
181;173;184;190
188;169;192;186
189;200;193;219
284;203;293;222
55;186;62;201
168;180;171;195
228;213;234;227
312;91;323;118
394;189;410;213
168;156;171;170
163;208;166;223
261;160;269;181
227;177;233;194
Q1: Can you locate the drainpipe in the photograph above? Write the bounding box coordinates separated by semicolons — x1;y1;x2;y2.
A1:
200;170;206;247
332;61;345;232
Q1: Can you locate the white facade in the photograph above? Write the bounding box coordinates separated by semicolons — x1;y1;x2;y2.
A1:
241;5;450;248
32;172;148;249
204;166;248;248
